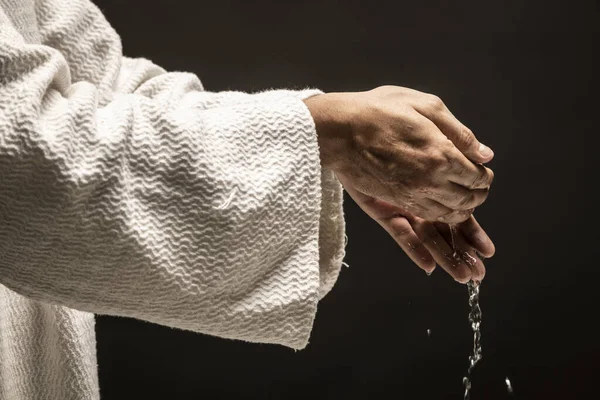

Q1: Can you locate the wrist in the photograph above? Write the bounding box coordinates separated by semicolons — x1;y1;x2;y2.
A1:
303;92;355;171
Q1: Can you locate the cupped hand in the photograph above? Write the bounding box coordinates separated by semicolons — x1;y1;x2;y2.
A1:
306;85;495;224
336;171;495;283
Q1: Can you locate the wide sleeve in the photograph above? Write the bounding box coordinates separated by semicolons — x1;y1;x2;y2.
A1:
0;10;346;350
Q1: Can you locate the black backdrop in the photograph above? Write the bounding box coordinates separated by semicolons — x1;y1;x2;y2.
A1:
92;1;598;399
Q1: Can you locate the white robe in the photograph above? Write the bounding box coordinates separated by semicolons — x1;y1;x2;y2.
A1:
0;0;347;397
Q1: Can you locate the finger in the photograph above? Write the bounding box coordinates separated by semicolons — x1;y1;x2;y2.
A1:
418;198;453;221
336;169;418;215
380;216;436;274
337;172;426;222
408;216;473;283
457;215;496;258
446;150;495;190
414;97;494;163
411;198;472;223
424;182;490;211
416;198;472;224
421;198;474;224
434;222;486;281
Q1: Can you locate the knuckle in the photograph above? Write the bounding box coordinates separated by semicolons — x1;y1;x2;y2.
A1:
427;149;448;171
374;85;396;96
459;126;477;148
462;125;474;138
442;137;457;152
392;224;412;238
427;94;445;110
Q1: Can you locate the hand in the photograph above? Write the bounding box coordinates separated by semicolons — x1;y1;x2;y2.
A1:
305;85;495;224
336;172;495;283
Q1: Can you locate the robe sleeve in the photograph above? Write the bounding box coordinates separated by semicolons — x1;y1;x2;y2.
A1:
0;0;346;350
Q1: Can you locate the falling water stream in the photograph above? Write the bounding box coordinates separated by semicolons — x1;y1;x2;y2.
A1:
462;279;482;399
448;224;483;400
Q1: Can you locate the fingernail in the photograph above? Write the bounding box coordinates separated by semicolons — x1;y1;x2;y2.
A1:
478;143;494;158
426;269;433;276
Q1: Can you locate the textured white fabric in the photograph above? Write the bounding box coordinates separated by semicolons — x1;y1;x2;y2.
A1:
0;0;347;398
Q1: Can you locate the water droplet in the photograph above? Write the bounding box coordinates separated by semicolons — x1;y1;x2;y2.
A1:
462;252;478;266
505;377;514;394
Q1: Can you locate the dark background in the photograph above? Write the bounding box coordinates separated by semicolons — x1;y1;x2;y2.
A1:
93;1;598;399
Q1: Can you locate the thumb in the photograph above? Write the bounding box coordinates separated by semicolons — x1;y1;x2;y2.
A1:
417;104;494;163
449;122;494;164
439;113;493;163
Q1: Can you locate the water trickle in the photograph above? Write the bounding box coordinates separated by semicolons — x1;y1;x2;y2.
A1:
462;252;478;267
462;280;482;400
449;223;458;258
446;223;483;399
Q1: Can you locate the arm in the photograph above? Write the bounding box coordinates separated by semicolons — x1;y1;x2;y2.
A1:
0;1;346;350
